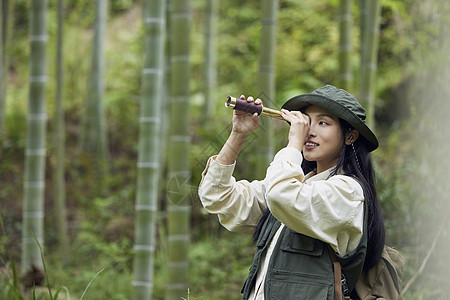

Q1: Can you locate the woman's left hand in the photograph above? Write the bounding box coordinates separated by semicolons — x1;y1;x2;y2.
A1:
281;109;310;152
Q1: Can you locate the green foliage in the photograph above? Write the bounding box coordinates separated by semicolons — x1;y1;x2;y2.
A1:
1;0;450;298
276;0;339;96
377;0;450;93
187;231;254;299
79;268;105;300
209;0;343;102
9;0;29;34
0;262;22;299
45;195;134;299
64;0;95;26
0;232;104;300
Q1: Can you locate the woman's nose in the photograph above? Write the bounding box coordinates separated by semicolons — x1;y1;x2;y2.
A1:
307;126;316;137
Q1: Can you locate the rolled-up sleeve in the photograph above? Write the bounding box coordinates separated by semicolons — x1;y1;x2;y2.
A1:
265;147;365;255
198;156;267;234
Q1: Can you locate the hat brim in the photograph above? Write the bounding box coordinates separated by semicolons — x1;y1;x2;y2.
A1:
281;94;379;152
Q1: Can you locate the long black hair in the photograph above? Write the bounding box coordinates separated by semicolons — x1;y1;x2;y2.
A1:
253;119;385;270
335;119;385;270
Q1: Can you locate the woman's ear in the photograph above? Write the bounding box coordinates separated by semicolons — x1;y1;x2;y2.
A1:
345;129;359;145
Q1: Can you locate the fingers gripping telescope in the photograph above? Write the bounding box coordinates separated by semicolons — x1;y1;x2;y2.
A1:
225;96;283;120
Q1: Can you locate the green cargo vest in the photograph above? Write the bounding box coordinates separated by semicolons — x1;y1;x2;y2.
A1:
241;198;368;299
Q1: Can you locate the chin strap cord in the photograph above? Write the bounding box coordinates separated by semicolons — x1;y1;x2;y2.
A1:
349;128;362;173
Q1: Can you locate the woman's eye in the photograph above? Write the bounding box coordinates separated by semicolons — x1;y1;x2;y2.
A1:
319;121;329;125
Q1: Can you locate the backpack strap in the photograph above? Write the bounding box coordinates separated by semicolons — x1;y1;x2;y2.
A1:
382;246;403;294
329;246;351;300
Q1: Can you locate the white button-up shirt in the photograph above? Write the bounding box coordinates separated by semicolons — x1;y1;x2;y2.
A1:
198;147;365;299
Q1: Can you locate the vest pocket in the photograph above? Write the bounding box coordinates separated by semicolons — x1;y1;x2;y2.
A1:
280;229;324;256
268;270;333;299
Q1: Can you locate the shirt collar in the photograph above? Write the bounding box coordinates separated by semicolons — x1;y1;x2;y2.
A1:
304;166;336;182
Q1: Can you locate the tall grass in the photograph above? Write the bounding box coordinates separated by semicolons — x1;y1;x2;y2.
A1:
0;222;104;300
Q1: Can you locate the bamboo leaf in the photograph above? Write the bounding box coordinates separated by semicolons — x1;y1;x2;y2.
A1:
9;262;22;299
32;233;53;300
80;268;105;300
54;286;71;300
4;262;22;300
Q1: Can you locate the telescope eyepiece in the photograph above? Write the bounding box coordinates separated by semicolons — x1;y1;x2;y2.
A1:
225;96;236;108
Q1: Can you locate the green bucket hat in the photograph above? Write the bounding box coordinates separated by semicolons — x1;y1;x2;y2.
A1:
281;85;378;152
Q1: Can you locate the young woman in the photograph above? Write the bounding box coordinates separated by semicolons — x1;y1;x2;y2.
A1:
198;85;385;299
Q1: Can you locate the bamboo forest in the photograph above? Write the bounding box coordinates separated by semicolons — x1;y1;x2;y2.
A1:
1;0;449;299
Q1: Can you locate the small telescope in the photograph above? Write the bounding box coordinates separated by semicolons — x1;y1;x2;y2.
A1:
225;96;283;120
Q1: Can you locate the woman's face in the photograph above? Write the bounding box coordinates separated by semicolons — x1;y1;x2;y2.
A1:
302;105;343;173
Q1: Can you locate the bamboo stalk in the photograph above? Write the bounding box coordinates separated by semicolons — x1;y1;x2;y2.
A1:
132;0;166;299
255;0;278;178
202;0;218;122
338;0;353;91
0;0;6;137
358;0;381;128
83;0;109;180
22;0;48;274
166;0;191;298
54;0;69;260
358;0;367;60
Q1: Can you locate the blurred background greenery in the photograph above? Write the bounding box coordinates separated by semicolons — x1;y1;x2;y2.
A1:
1;0;449;299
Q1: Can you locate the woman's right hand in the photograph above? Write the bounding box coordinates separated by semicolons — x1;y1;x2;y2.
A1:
280;109;310;152
215;95;261;165
231;95;261;137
